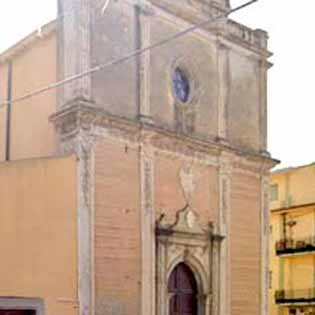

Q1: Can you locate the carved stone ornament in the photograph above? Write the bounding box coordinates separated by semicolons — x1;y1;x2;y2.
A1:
172;205;204;235
179;163;198;206
156;205;224;315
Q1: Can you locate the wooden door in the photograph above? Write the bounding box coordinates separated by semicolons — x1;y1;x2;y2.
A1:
168;263;198;315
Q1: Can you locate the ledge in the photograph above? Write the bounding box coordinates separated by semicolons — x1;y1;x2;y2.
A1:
50;102;279;172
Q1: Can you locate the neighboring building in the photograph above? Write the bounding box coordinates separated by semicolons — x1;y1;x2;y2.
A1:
0;156;78;315
0;1;278;315
270;163;315;315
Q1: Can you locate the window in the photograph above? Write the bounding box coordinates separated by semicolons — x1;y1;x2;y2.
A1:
0;298;43;315
172;68;190;103
270;184;279;202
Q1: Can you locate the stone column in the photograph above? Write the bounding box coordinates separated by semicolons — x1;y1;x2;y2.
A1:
140;144;155;315
58;0;92;106
217;42;230;143
218;155;232;315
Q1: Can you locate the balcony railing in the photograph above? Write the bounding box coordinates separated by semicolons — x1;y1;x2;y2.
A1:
275;289;315;304
275;236;315;255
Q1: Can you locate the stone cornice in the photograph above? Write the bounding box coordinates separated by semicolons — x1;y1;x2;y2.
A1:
50;104;279;173
0;20;57;64
146;0;271;58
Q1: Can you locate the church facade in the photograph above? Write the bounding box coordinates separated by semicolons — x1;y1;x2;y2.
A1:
0;0;278;315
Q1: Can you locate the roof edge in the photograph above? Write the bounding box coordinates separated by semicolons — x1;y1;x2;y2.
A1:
272;162;315;175
0;19;57;64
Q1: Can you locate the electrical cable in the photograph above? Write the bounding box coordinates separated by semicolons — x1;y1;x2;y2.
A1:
0;0;258;109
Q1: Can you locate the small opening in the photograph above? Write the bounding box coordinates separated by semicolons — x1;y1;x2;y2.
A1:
172;68;190;103
270;184;278;202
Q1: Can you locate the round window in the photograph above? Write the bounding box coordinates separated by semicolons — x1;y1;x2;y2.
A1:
172;68;190;103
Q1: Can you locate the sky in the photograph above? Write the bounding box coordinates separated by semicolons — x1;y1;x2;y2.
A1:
0;0;314;169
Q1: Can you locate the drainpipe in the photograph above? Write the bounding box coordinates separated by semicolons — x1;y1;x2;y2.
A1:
5;60;12;161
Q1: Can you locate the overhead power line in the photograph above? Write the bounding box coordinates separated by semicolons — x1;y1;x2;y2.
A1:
0;0;258;109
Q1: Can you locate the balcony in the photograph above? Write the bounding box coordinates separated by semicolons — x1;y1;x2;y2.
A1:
275;237;315;256
275;289;315;305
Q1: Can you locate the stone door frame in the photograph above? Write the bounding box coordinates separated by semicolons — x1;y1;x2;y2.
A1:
156;205;223;315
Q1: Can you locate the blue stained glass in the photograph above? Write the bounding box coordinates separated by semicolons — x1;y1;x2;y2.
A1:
172;68;190;103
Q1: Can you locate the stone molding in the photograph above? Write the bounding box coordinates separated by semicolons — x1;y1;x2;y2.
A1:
50;104;278;173
156;205;224;315
147;0;270;57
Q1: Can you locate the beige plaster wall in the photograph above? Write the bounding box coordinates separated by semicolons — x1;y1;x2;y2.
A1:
0;31;57;161
271;164;315;210
0;156;78;315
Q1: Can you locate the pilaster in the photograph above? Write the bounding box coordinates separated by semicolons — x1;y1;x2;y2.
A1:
137;4;153;124
60;131;95;315
218;154;233;315
259;58;268;154
217;42;230;143
140;143;155;315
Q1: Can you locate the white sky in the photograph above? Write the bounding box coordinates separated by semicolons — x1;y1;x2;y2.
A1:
0;0;314;169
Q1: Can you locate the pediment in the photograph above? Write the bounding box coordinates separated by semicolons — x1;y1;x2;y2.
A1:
157;205;211;235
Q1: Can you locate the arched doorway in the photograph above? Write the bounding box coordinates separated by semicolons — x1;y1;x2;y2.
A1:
168;263;198;315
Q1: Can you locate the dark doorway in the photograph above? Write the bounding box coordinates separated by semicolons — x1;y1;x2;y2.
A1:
0;310;35;315
168;263;198;315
